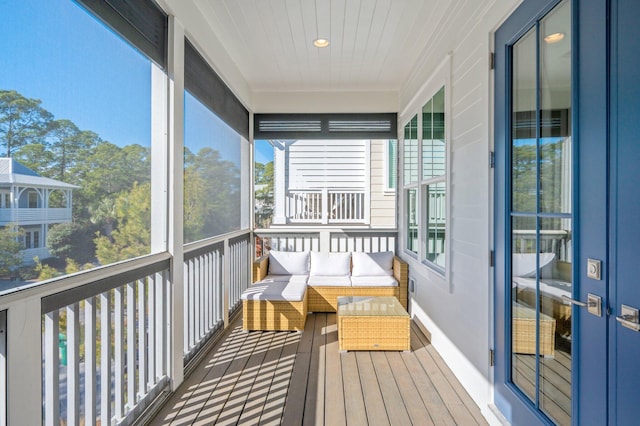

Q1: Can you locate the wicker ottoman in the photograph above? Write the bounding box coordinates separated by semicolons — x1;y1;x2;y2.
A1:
241;280;308;331
337;296;410;351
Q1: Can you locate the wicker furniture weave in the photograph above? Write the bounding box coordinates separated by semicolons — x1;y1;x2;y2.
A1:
252;255;409;312
512;303;556;356
337;296;410;351
242;291;308;331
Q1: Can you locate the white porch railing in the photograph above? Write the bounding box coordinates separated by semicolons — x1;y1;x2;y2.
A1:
0;229;253;426
182;231;251;363
285;189;367;224
255;228;397;257
0;207;72;224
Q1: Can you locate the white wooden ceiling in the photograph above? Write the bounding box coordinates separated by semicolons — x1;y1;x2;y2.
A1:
186;0;458;93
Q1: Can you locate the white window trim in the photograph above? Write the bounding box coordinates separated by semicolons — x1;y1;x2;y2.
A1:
383;139;397;194
399;54;451;286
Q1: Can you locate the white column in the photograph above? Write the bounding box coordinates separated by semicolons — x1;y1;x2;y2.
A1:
7;297;41;426
272;142;286;225
167;16;185;390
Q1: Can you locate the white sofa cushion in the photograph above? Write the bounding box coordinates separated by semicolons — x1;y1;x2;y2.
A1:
260;274;308;284
307;275;352;287
241;280;307;302
268;251;310;275
351;276;398;287
351;251;394;277
310;252;351;276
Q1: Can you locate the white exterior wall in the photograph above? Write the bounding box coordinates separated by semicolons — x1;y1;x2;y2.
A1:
369;139;396;228
397;1;521;424
286;140;366;189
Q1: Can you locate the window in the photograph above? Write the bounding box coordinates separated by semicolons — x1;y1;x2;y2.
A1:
183;40;250;244
0;0;165;279
422;87;446;267
385;139;397;191
401;84;448;272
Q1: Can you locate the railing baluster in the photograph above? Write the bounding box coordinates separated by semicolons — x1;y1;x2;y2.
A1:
126;281;136;410
100;291;112;426
67;302;80;426
137;278;147;397
44;310;60;426
148;274;156;386
114;286;125;420
84;296;96;425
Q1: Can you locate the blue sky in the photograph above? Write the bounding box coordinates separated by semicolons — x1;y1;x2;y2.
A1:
0;0;150;148
0;0;272;166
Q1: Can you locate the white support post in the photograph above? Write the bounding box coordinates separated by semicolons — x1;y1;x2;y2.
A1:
272;143;287;224
167;16;185;391
7;297;42;426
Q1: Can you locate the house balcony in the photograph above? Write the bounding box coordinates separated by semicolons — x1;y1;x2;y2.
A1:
0;207;73;225
0;228;486;425
274;189;369;226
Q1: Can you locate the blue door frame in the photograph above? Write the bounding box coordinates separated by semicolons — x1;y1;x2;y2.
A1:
494;0;610;424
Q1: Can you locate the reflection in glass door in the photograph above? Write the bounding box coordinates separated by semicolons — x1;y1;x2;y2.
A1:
509;1;572;425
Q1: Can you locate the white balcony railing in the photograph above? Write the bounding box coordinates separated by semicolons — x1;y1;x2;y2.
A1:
285;189;367;224
0;229;253;425
0;207;72;224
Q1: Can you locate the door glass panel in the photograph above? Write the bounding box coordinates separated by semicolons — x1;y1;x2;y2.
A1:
512;29;537;213
509;2;571;424
540;0;572;214
511;214;537;403
539;217;572;425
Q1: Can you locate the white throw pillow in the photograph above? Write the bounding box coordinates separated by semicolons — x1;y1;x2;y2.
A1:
268;251;310;275
351;251;394;277
309;252;351;276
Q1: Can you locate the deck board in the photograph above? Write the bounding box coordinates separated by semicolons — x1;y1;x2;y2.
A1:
150;313;489;426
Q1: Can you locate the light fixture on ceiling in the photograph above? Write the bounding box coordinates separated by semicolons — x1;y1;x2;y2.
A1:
313;38;329;48
544;32;565;44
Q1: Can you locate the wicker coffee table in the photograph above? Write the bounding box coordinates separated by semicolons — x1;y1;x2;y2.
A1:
337;296;410;351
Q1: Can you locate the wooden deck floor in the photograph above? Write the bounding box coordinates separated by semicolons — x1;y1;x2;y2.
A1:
151;313;488;426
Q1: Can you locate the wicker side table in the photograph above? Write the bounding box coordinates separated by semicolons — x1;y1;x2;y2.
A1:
337;296;410;351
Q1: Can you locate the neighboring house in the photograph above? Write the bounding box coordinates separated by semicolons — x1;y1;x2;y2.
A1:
0;158;78;263
270;139;396;228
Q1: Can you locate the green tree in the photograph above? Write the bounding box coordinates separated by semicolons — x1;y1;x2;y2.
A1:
254;161;274;228
47;222;96;264
0;225;25;276
94;182;150;265
183;147;241;243
0;90;52;157
14;143;54;175
48;120;100;181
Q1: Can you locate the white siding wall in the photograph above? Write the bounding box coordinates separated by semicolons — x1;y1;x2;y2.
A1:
286;140;366;189
397;0;521;423
369;139;396;228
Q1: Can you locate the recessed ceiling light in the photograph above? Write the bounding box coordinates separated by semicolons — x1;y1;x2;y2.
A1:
544;32;565;44
313;38;329;48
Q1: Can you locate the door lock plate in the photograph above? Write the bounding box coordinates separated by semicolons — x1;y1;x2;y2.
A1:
587;258;602;280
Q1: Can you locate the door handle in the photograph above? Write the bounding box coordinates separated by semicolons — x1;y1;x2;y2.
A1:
617;305;640;332
562;294;602;316
561;295;587;307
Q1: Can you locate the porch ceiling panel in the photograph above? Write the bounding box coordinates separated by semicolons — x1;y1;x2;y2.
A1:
171;0;460;97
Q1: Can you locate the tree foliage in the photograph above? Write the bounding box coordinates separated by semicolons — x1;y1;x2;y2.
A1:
47;222;96;264
0;90;53;157
0;225;25;276
254;161;274;228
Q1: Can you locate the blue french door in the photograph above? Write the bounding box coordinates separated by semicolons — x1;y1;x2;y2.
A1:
496;0;640;425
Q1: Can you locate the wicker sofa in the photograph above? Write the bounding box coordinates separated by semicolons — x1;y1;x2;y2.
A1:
248;251;408;321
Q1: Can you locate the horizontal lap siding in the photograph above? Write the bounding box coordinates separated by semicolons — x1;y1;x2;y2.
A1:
370;140;396;228
287;140;366;189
